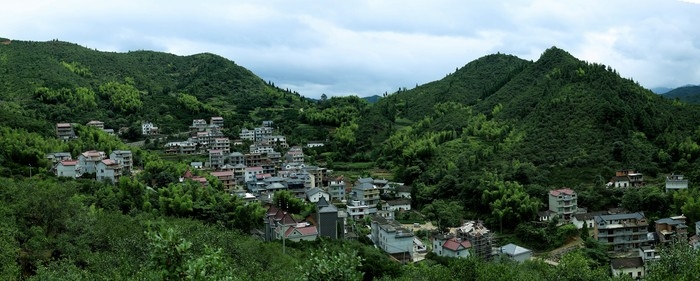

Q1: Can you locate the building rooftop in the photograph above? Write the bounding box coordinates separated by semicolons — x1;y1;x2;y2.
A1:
500;243;531;257
549;188;576;196
611;257;644;269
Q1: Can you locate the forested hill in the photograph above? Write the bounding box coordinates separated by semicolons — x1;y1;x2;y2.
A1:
359;47;700;213
662;85;700;104
0;39;312;137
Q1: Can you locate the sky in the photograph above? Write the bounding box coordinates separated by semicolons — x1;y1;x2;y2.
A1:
2;0;700;98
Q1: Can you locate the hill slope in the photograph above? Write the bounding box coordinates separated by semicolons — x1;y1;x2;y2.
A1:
663;85;700;104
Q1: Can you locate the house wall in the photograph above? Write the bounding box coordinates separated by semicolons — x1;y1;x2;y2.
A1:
96;163;117;183
611;266;645;279
309;192;329;203
56;164;78;178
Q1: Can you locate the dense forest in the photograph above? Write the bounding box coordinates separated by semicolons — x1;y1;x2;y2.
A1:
3;38;700;280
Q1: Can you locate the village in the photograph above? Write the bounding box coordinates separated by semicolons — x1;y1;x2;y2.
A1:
49;117;695;279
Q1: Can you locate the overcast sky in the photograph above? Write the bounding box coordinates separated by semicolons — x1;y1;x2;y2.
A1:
2;1;700;98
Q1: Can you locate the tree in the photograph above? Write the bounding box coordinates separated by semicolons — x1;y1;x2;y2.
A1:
297;246;363;281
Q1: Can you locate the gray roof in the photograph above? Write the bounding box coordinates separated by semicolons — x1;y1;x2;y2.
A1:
500;243;531;257
611;257;644;269
306;187;326;197
357;177;374;184
319;204;338;213
354;182;375;191
594;212;646;224
266;183;286;190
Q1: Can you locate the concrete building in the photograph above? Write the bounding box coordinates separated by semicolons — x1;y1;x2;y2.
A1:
86;120;104;130
55;160;80;178
371;215;414;263
305;187;330;203
210;116;224;128
109;150;133;174
499;243;532;263
56;123;75;140
594;212;649;252
432;234;472;258
209;149;225;169
548;188;577;221
96;159;122;183
212;137;230;153
655;215;688;244
327;179;346;201
78;150;106;174
665;174;689;192
610;257;645;279
352;178;381;206
142;122;158;136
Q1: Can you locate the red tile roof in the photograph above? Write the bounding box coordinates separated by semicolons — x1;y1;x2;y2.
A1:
284;225;318;237
211;171;233;177
60;160;78;166
550;188;575;196
443;237;472;251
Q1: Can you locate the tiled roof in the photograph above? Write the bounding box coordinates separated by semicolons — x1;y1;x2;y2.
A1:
285;225;318;237
442;237;472;251
101;159;117;166
60;160;78;166
549;188;575;196
611;257;643;269
500;243;531;257
211;171;233;177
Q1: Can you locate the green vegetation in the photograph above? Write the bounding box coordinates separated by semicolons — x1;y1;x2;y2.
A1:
3;39;700;279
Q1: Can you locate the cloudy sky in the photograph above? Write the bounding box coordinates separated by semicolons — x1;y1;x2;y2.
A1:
2;0;700;98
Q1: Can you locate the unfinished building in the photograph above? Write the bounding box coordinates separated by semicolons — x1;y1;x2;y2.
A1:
457;220;495;260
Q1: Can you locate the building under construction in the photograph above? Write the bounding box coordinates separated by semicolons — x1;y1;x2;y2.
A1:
457;220;495;260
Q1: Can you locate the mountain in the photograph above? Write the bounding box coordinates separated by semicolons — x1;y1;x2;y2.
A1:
362;95;382;104
662;85;700;104
650;86;672;94
0;39;325;142
361;47;700;210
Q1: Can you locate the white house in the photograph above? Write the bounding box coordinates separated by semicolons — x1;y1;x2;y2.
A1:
78;150;106;174
610;257;645;279
347;200;376;220
384;199;411;212
96;159;122;183
371;215;414;263
500;243;532;263
245;166;264;182
666;174;689;192
282;223;318;242
142;122;158;136
432;234;472;258
55;160;80;178
305;187;330;203
110;150;133;174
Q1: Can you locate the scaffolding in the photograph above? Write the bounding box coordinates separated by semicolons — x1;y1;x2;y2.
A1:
457;220;495;260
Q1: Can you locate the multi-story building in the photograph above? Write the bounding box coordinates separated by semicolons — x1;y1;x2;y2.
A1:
594;212;649;252
240;128;255;141
78;150;106;174
611;169;644;188
56;123;76;140
327;179;346;202
665;174;689;192
142;122;158;136
285;146;304;163
264;135;288;148
250;143;275;154
110;150;133;174
245;153;265;167
209;149;225;169
371;215;414;263
86;120;104;130
655;215;688;243
228;152;245;165
55;160;80;178
548;188;578;221
210;116;224;128
190;119;208;135
352;178;381;206
346;200;377;220
96;159;122;183
212;137;230;153
432;234;472;258
254;127;273;142
211;170;235;191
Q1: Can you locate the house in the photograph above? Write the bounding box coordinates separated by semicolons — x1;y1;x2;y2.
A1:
142;122;158;136
285;146;304;163
212;138;230;153
249;143;275;154
572;211;609;230
314;197;344;240
655;215;688;243
306;141;324;148
228;152;245;165
55;160;80;178
190;162;203;169
352;178;380;206
371;215;414;263
245;166;264;182
457;221;495;260
265;135;288;148
610;257;645;279
210;116;224;128
262;120;273;128
666;174;688;192
283;223;318;242
86;120;104;130
384;199;411;213
396;185;412;199
190;119;208;135
302;166;327;188
594;212;649;252
254;127;273;142
209;149;225;169
346;200;376;220
327;179;346;201
611;169;644;188
78;150;106;174
499;243;532;263
211;170;235;191
56;123;76;140
46;152;72;165
538;210;555;222
239;128;255;141
548;188;577;221
180;169;208;186
96;159;122;183
432;234;472;258
109;150;132;174
639;246;660;263
306;187;330;203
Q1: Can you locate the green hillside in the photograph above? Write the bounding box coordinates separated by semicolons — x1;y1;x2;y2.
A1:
663;85;700;104
0;39;313;138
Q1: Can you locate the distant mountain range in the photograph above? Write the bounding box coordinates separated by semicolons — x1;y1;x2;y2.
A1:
659;85;700;104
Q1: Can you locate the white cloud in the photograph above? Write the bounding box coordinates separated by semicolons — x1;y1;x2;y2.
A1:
1;0;700;98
